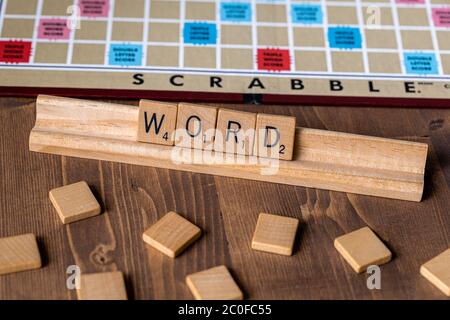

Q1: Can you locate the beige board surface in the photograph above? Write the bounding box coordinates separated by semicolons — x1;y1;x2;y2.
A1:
77;271;128;300
143;211;201;258
420;248;450;297
251;213;299;256
0;234;42;276
186;265;243;300
334;227;392;273
49;181;101;224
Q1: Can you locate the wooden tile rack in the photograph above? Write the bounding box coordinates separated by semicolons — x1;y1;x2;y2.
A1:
29;95;428;202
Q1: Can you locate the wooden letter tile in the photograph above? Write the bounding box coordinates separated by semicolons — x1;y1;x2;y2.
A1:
175;102;218;150
420;248;450;296
186;265;243;300
334;227;392;273
142;211;201;258
0;234;41;276
214;109;257;155
49;181;101;224
251;213;299;256
77;271;128;300
138;99;178;145
254;113;296;160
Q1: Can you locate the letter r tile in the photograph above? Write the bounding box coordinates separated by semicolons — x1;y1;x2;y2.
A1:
214;109;256;155
138;99;178;146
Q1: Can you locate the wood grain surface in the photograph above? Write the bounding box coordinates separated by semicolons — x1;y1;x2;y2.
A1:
0;97;449;300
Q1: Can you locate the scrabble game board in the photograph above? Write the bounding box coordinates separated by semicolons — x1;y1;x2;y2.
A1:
0;0;449;106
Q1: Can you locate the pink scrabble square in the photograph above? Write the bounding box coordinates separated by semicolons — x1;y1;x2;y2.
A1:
38;19;71;40
78;0;110;18
432;8;450;27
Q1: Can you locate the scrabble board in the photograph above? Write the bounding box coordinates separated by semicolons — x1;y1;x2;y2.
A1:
0;0;449;106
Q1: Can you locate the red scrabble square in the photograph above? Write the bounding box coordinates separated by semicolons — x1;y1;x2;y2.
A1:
257;48;290;71
0;41;32;63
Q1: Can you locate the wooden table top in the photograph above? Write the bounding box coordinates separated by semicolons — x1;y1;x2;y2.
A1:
0;97;449;300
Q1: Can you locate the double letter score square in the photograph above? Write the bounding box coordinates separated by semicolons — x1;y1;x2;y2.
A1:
138;99;178;146
137;99;297;160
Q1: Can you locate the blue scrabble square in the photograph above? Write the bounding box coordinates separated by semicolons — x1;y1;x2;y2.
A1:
220;2;251;22
404;53;438;75
328;27;362;49
184;23;217;45
291;4;322;24
108;44;142;66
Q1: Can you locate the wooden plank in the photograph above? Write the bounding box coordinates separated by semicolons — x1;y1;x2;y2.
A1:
186;265;243;300
420;248;450;296
142;211;202;258
49;181;101;224
251;213;299;256
0;234;42;275
334;227;392;273
29;95;428;202
1;97;450;299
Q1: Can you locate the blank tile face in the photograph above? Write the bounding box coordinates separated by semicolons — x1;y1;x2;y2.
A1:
251;213;299;256
175;103;218;150
143;211;201;258
221;25;252;45
214;109;257;156
137;100;178;145
256;4;286;22
368;53;401;74
442;54;450;74
437;31;450;50
295;51;327;71
1;19;35;38
115;0;145;17
150;1;180;19
0;234;42;276
147;46;179;67
401;31;433;50
75;21;107;40
293;28;324;47
420;248;450;296
111;22;143;41
254;114;296;160
365;30;397;49
398;8;429;26
334;227;392;273
184;47;216;69
186;265;243;300
34;43;68;64
49;181;101;224
185;2;215;20
5;0;37;14
332;52;364;73
72;44;105;65
327;6;358;25
222;48;253;70
148;23;179;42
257;26;288;46
41;0;73;15
77;271;128;300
